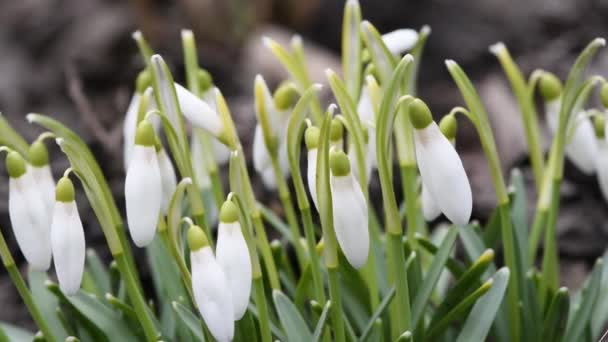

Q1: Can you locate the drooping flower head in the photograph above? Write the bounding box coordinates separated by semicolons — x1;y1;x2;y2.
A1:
329;148;369;269
125;120;162;247
410;99;472;225
215;200;252;320
188;223;234;342
51;176;85;295
6;150;52;270
28;140;55;219
330;118;344;151
154;138;177;214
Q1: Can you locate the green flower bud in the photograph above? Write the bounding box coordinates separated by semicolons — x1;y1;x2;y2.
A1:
273;83;299;111
538;72;562;101
29;141;49;167
6;151;27;178
136;69;152;94
187;224;209;251
330;119;344;142
329;149;350;176
409;99;433;129
305;126;320;150
198;69;213;92
594;114;606;139
601;83;608;108
56;177;75;202
439;114;458;140
219;200;239;223
134;120;156;147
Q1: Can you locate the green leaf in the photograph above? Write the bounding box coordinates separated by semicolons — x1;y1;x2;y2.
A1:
359;287;395;341
235;310;258;342
27;270;69;340
509;168;528;267
294;264;314;310
338;253;371;333
273;290;313;342
542;287;569;342
360;21;397;84
456;267;510;342
0;322;34;342
411;227;459;327
341;0;362;100
0;113;29;156
312;301;332;342
563;259;603;342
85;249;111;297
258;203;294;244
172;301;205;341
46;282;139;341
592;253;608;339
248;303;287;341
459;224;497;279
416;235;466;277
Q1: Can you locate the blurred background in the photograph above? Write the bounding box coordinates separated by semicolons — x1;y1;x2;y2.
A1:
2;0;608;327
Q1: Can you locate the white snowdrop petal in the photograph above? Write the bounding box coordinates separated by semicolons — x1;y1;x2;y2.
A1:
421;183;441;221
213;139;231;165
330;174;369;269
545;98;560;136
216;221;252;320
597;141;608;202
565;113;597;175
190;134;212;189
415;122;472;225
157;149;177;214
125;146;162;247
174;83;224;136
31;165;55;219
253;124;271;173
51;202;85;295
123;93;141;168
307;149;319;210
9;176;52;270
260;167;277;190
382;28;419;55
192;248;235;342
357;86;375;124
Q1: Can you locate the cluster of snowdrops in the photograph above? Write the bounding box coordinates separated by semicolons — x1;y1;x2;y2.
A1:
1;1;608;341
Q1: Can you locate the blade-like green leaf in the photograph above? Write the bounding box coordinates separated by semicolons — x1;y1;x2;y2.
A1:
411;227;459;327
172;301;205;341
27;270;69;340
359;286;395;341
541;287;569;342
563;259;603;342
273;290;313;342
456;267;510;342
0;113;29;156
85;249;111;297
312;301;332;342
360;21;397;84
0;322;33;342
46;282;139;341
234;311;258;342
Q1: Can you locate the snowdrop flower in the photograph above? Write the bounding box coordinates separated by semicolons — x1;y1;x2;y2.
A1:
305;126;320;210
51;176;85;295
252;76;295;189
28;140;55;219
155;142;177;214
125;120;162;247
594;115;608;202
5;150;51;270
382;28;419;55
198;73;231;165
215;201;252;320
410;99;472;225
329;149;369;269
540;72;597;174
421;115;458;222
188;223;234;342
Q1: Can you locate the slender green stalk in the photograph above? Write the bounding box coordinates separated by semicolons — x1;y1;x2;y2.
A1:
497;203;521;342
388;231;412;338
0;229;57;342
159;228;193;303
301;207;326;305
328;267;345;342
209;167;226;210
252;213;281;290
540;178;561;301
401;165;419;250
269;156;306;269
115;253;159;341
527;207;548;263
491;43;544;190
253;277;272;342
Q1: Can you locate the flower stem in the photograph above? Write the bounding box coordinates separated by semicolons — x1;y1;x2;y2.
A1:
327;266;345;342
253;277;272;342
387;231;412;338
159;226;194;303
252;212;281;290
0;229;57;342
301;207;326;305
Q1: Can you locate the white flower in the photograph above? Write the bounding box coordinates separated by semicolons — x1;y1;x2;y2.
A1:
6;151;52;270
382;28;418;55
215;201;252;320
307;148;319;210
201;87;231;165
188;225;234;342
421;183;441;222
51;177;85;295
125;120;162;247
411;99;472;225
330;149;369;269
28;141;55;219
123;88;159;169
597;140;608;201
157;148;177;214
174;83;224;138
